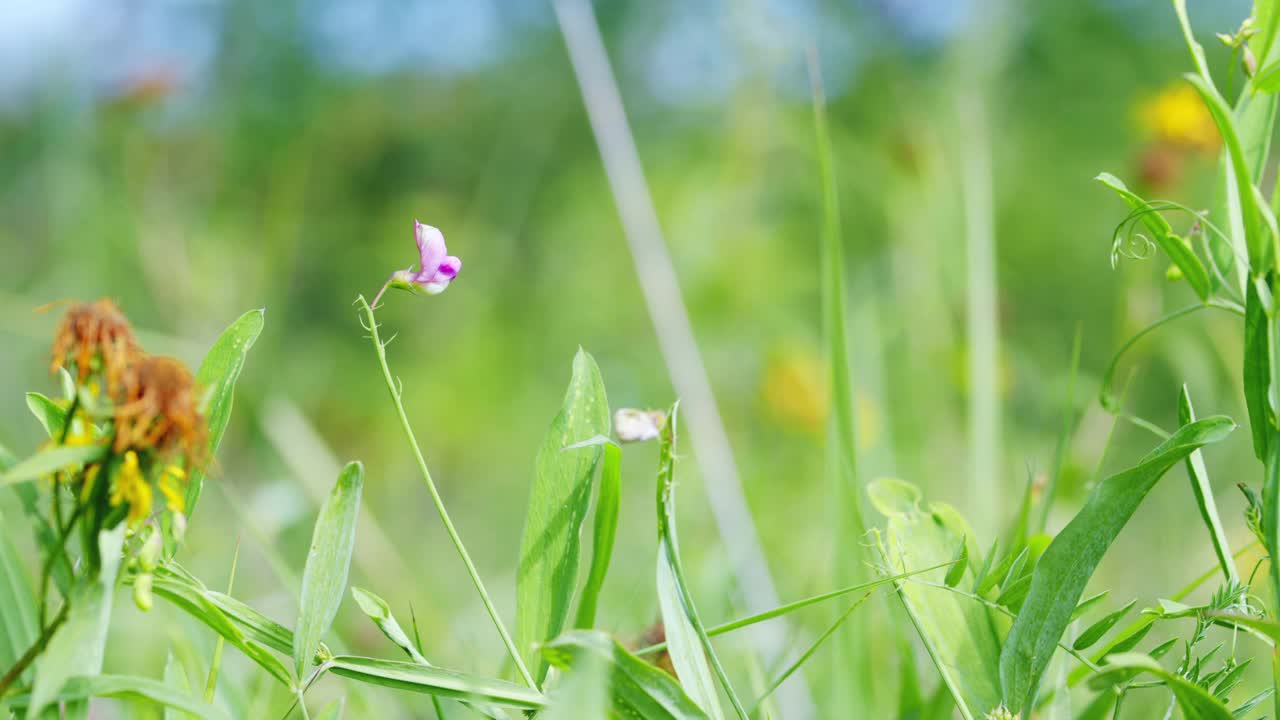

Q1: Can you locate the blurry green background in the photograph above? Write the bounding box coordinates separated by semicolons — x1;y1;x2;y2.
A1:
0;0;1267;716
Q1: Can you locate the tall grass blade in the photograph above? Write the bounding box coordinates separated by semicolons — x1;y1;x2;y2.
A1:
294;461;364;679
324;656;545;710
1178;386;1237;582
163;653;193;720
542;631;709;720
188;308;265;516
1000;416;1235;713
516;348;609;684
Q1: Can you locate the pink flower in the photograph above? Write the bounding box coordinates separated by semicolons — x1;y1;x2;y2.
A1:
377;221;462;304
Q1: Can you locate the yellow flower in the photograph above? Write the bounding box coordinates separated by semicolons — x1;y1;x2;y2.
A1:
158;464;186;514
110;451;153;526
1137;84;1219;153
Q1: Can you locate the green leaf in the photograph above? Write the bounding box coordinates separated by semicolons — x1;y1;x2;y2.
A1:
999;416;1235;713
1244;278;1271;461
325;655;545;709
188;308;265;516
26;525;125;720
1089;653;1232;720
15;675;230;720
1;444;107;487
944;539;969;588
574;441;621;630
656;405;743;719
1204;611;1280;642
205;590;294;656
1072;599;1135;651
1178;386;1237;583
314;698;345;720
516;348;609;683
1096;172;1211;299
870;478;1002;720
163;653;193;720
295;461;364;678
542;631;709;720
0;504;37;683
543;641;608;720
1070;591;1109;622
24;394;67;438
1256;60;1280;93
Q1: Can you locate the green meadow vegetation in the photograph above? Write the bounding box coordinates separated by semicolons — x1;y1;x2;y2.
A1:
7;0;1280;718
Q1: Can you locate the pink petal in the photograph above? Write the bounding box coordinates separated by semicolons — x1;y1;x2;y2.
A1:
414;221;448;276
435;256;461;280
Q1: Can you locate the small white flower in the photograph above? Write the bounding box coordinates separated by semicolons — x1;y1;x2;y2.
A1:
614;408;666;443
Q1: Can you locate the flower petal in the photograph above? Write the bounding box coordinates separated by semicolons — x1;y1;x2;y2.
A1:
414;221;448;276
435;256;461;280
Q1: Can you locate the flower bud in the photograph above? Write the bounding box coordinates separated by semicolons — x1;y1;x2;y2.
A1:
138;529;163;572
133;572;154;612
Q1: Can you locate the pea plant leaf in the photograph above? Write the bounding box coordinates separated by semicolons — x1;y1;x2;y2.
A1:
516;348;609;683
1095;172;1211;300
294;461;364;679
574;441;621;630
187;308;265;516
1089;653;1232;720
999;415;1235;714
322;655;545;710
542;631;710;720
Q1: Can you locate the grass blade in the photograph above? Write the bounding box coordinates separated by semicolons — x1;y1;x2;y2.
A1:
1;445;107;488
574;442;621;630
1178;386;1237;583
657;405;745;719
516;348;609;683
1072;599;1136;652
1244;278;1271;460
999;416;1235;713
542;631;709;719
324;656;545;710
187;308;265;516
294;461;364;679
14;674;230;720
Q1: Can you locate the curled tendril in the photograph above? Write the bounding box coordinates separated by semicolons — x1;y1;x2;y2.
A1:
1110;220;1157;267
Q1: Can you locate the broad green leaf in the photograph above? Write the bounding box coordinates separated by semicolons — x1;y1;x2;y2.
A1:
1178;386;1236;582
542;631;709;720
150;574;293;686
1096;172;1211;299
1089;653;1232;720
15;675;229;720
294;461;364;678
24;394;67;438
188;308;265;515
516;349;609;682
1;444;107;487
1072;600;1135;651
574;441;621;630
999;416;1235;714
26;525;125;720
0;505;37;682
870;478;1002;720
325;655;545;709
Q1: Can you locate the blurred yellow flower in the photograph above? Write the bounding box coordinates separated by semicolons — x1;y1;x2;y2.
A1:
760;348;882;449
110;451;153;526
159;464;187;514
1137;84;1219;153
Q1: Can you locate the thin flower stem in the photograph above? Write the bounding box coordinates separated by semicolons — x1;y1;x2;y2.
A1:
356;296;537;689
0;602;69;697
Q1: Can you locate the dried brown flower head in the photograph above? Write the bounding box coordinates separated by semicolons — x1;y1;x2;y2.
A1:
51;298;141;395
113;355;206;460
637;622;674;676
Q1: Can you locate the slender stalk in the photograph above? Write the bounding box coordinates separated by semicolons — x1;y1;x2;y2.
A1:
0;602;69;697
205;540;240;702
356;296;535;689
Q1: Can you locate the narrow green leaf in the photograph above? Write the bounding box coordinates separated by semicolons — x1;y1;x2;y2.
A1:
188;308;265;516
542;631;709;720
294;461;364;678
1244;278;1271;460
999;416;1235;713
0;504;37;680
1089;653;1232;720
656;405;743;719
15;675;229;720
163;653;193;720
206;590;293;655
1;444;107;487
870;478;1001;720
944;539;969;588
1072;600;1136;651
325;655;545;709
1205;611;1280;643
1257;61;1280;93
1096;172;1211;299
1071;592;1110;622
516;348;609;683
24;394;67;439
1178;386;1237;582
26;525;125;720
574;442;621;630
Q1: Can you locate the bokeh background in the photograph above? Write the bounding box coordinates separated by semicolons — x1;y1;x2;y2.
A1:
0;0;1267;716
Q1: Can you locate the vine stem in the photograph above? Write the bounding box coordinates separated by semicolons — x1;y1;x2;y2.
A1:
355;295;536;689
0;603;69;697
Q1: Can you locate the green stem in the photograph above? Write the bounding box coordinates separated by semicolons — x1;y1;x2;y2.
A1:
356;296;536;689
0;602;69;697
